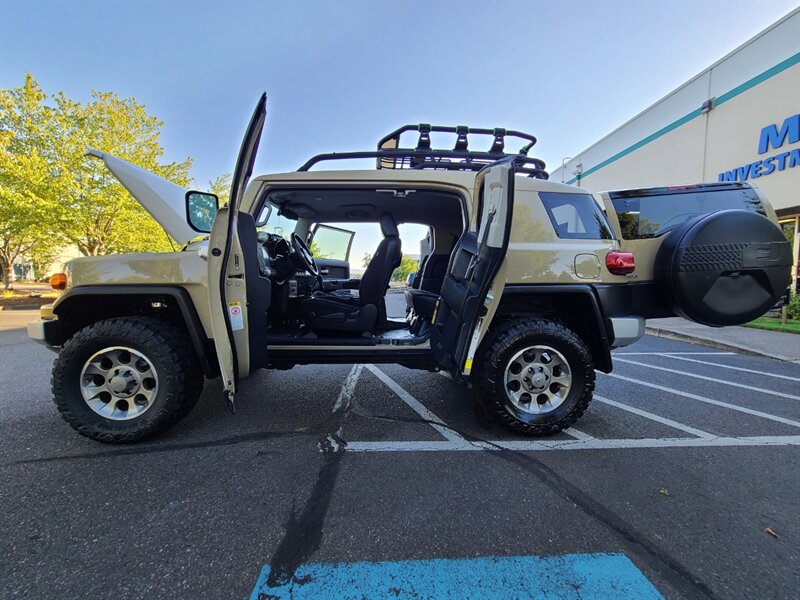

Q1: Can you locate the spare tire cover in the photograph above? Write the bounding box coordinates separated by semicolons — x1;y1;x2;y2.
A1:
655;209;792;327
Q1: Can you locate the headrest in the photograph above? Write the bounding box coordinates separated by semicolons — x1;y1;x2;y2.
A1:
380;212;399;237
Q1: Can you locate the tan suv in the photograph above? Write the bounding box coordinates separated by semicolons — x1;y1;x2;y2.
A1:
28;95;793;443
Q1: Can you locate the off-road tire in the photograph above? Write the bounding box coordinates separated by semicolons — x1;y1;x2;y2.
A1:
52;317;203;443
473;318;594;436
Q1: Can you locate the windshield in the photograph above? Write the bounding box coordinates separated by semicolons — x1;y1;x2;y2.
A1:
256;204;297;240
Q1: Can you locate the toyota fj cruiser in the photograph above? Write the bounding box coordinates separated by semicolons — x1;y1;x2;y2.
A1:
28;95;793;443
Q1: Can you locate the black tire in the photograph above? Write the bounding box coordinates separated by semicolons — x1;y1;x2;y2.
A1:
52;317;203;443
473;318;594;436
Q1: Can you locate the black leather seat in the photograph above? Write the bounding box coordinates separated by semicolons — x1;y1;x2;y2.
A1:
404;288;438;320
301;213;402;332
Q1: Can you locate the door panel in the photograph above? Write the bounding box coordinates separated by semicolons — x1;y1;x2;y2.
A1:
315;258;350;280
209;94;267;411
430;159;515;378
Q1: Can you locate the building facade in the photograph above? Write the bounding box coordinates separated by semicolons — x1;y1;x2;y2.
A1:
549;9;800;289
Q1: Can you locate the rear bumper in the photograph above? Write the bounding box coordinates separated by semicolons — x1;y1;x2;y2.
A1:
608;316;645;348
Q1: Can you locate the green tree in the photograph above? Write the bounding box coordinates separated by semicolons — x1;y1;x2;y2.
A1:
48;87;192;255
1;74;193;264
362;252;372;269
392;255;418;282
208;173;231;206
0;76;61;287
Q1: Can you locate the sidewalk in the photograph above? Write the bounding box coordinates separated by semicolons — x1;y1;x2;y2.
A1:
646;317;800;364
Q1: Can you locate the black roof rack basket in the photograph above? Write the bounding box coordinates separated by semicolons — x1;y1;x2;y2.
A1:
297;124;548;179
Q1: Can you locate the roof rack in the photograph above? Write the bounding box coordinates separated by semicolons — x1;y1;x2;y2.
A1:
297;124;549;179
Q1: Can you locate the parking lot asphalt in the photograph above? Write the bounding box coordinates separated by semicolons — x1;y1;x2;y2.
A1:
1;305;798;599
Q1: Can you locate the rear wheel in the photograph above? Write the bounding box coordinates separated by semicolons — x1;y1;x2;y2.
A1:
52;317;203;443
474;318;594;436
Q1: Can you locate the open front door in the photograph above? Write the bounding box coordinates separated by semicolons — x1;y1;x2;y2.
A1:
430;158;515;378
207;94;269;412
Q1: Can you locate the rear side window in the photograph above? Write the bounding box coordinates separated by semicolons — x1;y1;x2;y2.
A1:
611;187;765;240
539;192;613;240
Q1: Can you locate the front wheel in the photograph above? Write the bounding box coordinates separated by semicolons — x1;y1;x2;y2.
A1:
52;317;204;443
473;318;594;436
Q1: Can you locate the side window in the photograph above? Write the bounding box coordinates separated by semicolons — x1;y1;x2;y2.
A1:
540;192;613;240
310;225;355;261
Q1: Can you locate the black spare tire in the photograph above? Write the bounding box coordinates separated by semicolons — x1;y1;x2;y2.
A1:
655;209;792;327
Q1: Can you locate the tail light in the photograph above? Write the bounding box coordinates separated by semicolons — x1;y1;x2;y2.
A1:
50;272;68;290
606;251;635;275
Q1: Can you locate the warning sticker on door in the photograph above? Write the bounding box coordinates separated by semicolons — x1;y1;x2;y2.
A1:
228;301;244;331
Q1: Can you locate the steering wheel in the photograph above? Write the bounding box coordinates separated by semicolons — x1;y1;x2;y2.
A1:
291;233;320;277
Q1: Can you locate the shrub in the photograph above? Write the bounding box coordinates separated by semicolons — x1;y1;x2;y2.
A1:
788;291;800;320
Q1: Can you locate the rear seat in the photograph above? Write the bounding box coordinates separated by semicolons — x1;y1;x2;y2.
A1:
404;288;438;319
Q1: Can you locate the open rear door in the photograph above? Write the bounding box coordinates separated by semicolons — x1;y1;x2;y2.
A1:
207;94;269;412
430;158;515;378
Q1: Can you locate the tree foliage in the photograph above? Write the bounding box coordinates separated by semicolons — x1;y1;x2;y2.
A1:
391;255;418;282
0;74;193;286
0;76;60;286
208;173;232;207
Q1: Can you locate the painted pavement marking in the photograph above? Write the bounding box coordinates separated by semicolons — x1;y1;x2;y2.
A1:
656;353;800;382
344;435;800;453
608;373;800;428
565;427;595;441
363;364;465;443
333;364;363;413
593;395;714;439
250;553;663;600
613;351;736;356
614;357;800;400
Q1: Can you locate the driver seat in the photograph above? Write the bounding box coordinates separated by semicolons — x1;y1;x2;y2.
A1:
300;212;402;332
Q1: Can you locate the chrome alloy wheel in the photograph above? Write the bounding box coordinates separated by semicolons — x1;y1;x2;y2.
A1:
503;345;572;414
79;346;159;421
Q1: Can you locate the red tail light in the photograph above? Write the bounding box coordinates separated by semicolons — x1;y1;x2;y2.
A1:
606;251;635;275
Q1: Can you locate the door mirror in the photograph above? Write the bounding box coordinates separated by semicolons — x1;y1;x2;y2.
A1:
186;191;219;233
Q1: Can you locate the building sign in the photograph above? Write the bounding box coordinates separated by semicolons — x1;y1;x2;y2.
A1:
718;114;800;182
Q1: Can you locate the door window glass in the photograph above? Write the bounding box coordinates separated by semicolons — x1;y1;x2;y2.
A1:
311;225;355;261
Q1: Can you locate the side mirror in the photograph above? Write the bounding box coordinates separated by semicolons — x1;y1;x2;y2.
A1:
186;191;219;233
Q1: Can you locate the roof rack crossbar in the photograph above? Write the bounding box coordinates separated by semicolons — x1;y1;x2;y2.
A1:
297;124;548;179
297;148;548;178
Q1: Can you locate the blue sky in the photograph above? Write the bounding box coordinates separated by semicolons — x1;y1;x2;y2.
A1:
1;0;796;261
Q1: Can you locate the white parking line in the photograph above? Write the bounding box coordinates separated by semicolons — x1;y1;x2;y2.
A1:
614;357;800;400
657;354;800;382
565;428;595;441
346;435;800;452
607;373;800;428
333;364;363;412
613;352;736;356
593;395;714;439
364;364;465;443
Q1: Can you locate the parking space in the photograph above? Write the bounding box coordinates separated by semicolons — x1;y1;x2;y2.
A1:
1;310;798;599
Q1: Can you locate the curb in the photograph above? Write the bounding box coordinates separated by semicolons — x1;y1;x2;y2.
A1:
0;305;41;311
644;326;789;362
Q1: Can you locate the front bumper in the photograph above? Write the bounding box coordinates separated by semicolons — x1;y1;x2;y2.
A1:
27;306;63;349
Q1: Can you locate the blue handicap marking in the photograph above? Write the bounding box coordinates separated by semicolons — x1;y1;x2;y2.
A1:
250;553;663;599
